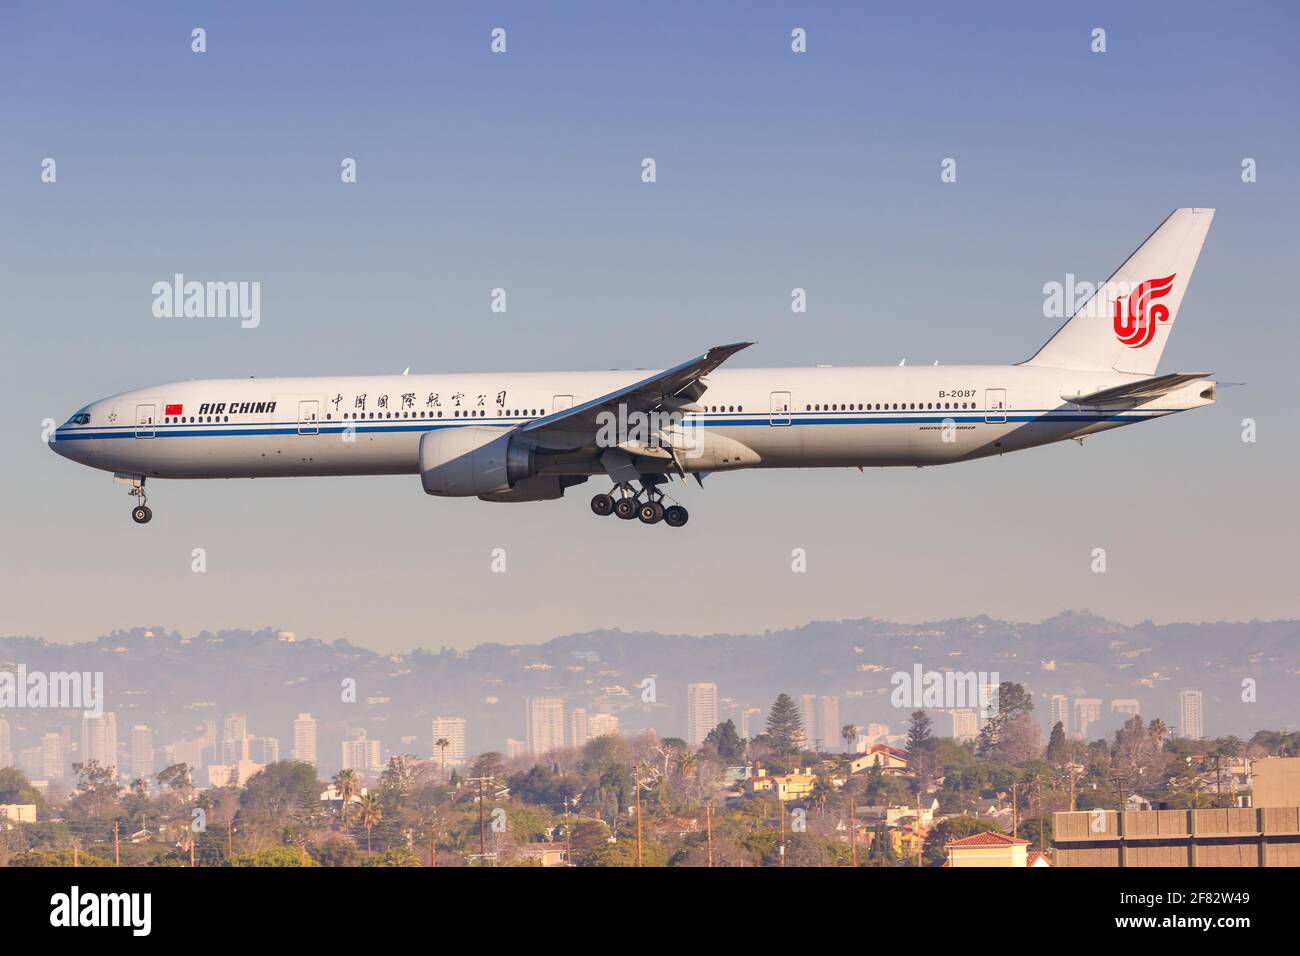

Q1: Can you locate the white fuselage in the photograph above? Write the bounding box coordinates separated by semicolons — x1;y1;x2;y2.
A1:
50;364;1215;481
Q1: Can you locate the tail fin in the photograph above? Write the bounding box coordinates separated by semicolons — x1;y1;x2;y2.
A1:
1023;208;1214;375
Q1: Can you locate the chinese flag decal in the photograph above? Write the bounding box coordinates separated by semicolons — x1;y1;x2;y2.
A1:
165;404;183;416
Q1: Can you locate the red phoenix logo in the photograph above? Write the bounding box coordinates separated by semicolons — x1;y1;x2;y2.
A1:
1113;274;1175;348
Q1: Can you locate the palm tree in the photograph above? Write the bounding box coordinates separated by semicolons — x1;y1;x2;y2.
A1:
333;768;360;828
358;792;383;855
842;724;859;755
435;738;450;784
1149;719;1169;751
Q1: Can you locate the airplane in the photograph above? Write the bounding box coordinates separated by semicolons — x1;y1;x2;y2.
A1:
50;208;1217;528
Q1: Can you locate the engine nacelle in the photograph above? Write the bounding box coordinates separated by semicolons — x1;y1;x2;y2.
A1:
419;427;535;497
478;475;588;502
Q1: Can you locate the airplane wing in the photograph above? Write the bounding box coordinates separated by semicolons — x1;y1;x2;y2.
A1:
1064;372;1213;407
518;342;753;453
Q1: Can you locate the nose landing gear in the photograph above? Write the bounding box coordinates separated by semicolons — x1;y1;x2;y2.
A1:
123;476;152;524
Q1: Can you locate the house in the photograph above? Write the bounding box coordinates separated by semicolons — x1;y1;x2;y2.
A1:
513;842;568;867
942;831;1049;867
847;745;910;776
744;767;817;802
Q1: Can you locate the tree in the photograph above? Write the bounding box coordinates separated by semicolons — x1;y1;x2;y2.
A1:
358;792;383;854
866;821;897;867
228;846;319;867
703;720;745;763
977;682;1040;766
362;847;421;867
314;834;361;867
1045;721;1068;764
66;761;121;820
435;738;450;783
332;768;360;827
765;694;804;757
841;724;859;754
906;710;934;791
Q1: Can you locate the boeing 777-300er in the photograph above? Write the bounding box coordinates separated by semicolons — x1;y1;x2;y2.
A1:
51;208;1217;527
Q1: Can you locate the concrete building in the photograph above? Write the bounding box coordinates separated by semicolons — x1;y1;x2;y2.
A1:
431;717;467;767
686;683;719;748
943;831;1050;867
1179;689;1205;740
0;718;10;768
129;725;154;779
1111;698;1141;717
950;709;979;743
41;733;63;779
525;697;565;756
1073;698;1102;740
1048;694;1070;735
588;713;619;740
81;712;118;774
340;733;382;774
1054;807;1300;866
293;713;318;766
568;708;590;749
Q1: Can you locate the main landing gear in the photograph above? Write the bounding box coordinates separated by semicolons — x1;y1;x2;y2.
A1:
590;482;688;528
126;477;152;524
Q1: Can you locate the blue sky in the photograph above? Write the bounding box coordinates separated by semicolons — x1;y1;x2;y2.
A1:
2;1;1297;650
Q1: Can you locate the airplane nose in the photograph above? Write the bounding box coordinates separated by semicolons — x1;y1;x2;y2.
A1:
48;428;75;460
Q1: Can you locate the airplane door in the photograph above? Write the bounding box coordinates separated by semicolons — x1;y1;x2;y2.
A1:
135;403;156;438
297;400;319;435
770;391;792;426
552;394;573;414
984;388;1007;424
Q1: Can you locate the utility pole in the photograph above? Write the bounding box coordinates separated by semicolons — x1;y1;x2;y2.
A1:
430;814;437;868
114;821;120;865
779;800;786;867
706;803;714;868
1011;782;1019;837
73;840;79;867
189;838;195;868
634;764;643;867
849;800;857;867
478;777;487;860
227;819;232;858
300;836;306;867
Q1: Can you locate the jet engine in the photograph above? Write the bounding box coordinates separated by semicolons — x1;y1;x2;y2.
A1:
419;427;535;497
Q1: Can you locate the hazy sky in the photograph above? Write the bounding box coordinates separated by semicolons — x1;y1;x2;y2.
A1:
3;2;1297;652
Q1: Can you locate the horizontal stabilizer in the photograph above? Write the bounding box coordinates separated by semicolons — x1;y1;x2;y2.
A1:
1065;372;1212;407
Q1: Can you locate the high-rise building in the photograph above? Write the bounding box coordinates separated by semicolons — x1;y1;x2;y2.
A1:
569;708;590;749
340;732;382;773
293;713;318;766
525;697;565;756
248;736;279;764
950;710;979;742
1111;699;1141;718
799;694;818;748
431;717;467;767
1179;689;1205;740
0;718;11;768
1049;694;1070;735
81;712;118;775
739;707;761;741
130;725;154;779
589;713;620;739
686;683;719;748
1073;698;1103;740
817;696;841;753
41;733;64;779
165;737;206;770
505;738;527;760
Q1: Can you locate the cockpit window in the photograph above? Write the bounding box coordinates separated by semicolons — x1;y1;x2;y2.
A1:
65;413;91;426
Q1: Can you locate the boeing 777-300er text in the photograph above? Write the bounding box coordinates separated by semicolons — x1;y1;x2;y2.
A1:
51;208;1217;527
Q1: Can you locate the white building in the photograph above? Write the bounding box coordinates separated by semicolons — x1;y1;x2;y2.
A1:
1178;689;1204;740
81;712;118;774
340;733;382;774
569;708;590;749
1049;694;1070;735
589;713;620;739
686;683;719;748
130;725;154;780
431;717;466;767
1073;698;1103;740
293;713;318;766
526;697;565;756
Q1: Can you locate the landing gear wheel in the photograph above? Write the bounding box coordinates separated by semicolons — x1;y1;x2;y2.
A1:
132;505;153;524
590;493;615;516
663;505;688;528
614;497;639;520
638;501;665;524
